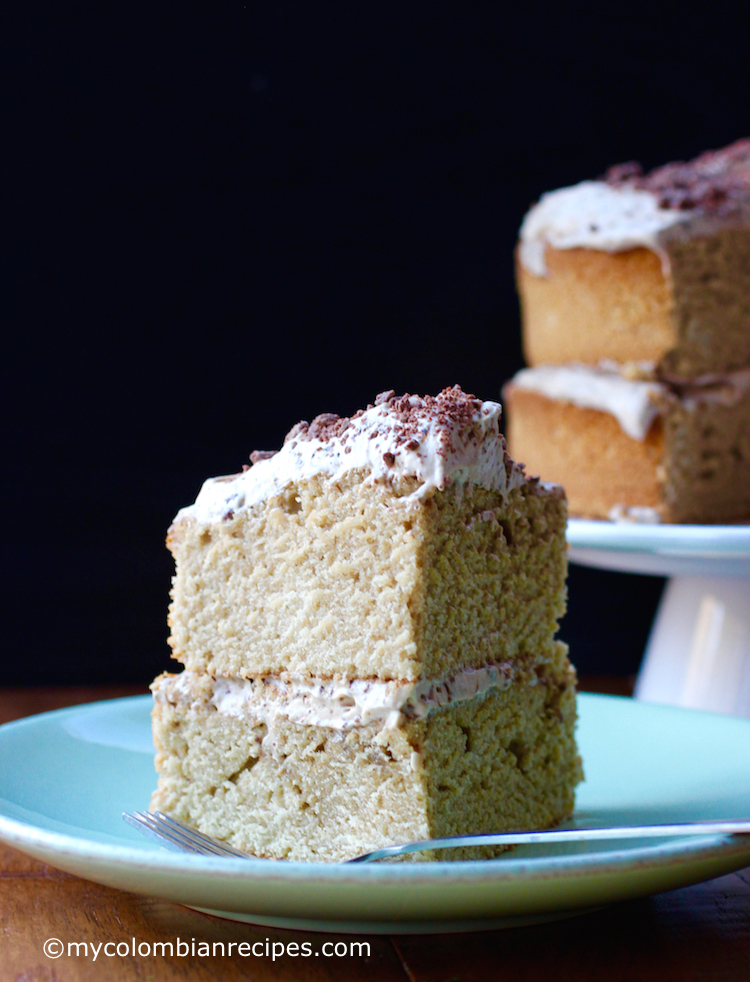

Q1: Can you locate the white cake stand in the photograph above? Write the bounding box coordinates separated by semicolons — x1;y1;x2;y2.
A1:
567;520;750;718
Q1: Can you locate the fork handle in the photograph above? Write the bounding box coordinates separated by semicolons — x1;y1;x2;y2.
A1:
347;820;750;862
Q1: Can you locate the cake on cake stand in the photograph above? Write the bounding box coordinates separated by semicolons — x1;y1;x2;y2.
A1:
567;520;750;718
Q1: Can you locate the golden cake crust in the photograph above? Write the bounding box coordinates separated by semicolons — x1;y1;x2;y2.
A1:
518;245;675;369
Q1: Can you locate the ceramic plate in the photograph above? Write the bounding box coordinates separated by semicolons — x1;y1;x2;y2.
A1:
567;518;750;577
1;694;750;934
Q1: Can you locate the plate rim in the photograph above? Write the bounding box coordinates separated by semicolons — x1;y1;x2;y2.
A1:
566;517;750;557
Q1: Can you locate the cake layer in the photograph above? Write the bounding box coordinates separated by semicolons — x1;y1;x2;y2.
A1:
517;244;675;369
518;234;750;378
505;385;664;522
504;366;750;523
168;388;567;680
168;474;567;680
517;140;750;378
151;648;581;862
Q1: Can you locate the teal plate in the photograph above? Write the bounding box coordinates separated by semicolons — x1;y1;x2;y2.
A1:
1;694;750;934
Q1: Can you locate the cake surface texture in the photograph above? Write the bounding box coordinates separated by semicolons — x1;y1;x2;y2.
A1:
152;386;583;861
507;139;750;524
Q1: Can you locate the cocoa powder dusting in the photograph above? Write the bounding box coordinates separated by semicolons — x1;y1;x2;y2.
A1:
283;421;310;444
279;385;488;457
307;413;342;439
249;450;277;464
605;137;750;214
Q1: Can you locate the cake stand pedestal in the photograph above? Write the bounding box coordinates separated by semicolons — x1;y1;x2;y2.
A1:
567;520;750;718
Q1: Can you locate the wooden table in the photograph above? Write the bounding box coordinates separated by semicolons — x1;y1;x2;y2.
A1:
2;684;750;982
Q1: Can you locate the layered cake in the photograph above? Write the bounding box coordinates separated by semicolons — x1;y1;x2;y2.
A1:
506;139;750;523
151;386;582;861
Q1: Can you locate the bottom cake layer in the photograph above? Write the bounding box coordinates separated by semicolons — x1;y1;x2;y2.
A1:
504;368;750;523
151;649;582;862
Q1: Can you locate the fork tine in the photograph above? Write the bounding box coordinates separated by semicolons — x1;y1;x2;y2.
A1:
151;812;249;858
135;811;223;855
123;812;207;854
137;812;237;857
123;810;250;858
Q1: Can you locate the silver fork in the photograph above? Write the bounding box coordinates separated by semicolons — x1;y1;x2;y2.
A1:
123;811;750;863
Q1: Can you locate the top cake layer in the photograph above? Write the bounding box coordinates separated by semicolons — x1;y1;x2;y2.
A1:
516;140;750;377
167;387;567;681
519;138;750;276
178;386;527;524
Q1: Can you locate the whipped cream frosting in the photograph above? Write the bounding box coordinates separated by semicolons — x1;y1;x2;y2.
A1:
509;363;663;440
154;664;516;732
518;180;750;276
176;388;527;524
608;505;663;524
508;364;750;443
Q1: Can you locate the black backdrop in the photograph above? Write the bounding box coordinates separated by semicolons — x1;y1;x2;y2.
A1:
5;3;748;685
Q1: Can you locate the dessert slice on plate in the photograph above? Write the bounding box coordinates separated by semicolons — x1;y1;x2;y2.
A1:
152;386;582;861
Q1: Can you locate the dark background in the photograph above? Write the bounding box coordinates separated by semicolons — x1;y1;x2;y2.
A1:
5;2;747;685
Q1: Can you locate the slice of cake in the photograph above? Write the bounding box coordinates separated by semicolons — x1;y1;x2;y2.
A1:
516;138;750;379
503;363;750;523
151;387;581;862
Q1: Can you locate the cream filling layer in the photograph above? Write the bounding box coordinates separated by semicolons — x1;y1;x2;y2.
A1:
176;398;527;525
154;663;517;732
508;363;750;441
509;363;663;440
